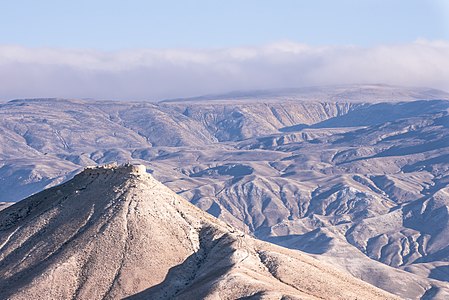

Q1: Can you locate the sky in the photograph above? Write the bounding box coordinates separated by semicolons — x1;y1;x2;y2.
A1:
0;0;448;100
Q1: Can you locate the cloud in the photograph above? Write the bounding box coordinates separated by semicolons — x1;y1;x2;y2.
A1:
0;40;448;101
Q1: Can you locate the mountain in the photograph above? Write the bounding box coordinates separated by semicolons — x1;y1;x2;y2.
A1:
162;84;449;103
0;164;396;300
2;84;449;298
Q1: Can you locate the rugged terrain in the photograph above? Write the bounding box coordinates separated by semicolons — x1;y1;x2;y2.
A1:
0;164;397;300
1;84;449;298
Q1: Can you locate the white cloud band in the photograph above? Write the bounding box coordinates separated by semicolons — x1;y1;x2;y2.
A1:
0;40;448;101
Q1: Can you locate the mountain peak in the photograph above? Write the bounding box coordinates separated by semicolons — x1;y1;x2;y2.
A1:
0;165;397;299
72;163;149;186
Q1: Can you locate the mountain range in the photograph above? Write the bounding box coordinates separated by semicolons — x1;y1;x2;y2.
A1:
1;84;449;298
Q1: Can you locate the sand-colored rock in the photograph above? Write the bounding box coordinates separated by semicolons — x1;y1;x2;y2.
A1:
0;164;397;299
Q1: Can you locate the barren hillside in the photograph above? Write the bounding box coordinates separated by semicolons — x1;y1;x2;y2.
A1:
0;165;397;300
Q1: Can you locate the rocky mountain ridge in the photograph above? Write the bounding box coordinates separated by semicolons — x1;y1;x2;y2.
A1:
0;164;397;300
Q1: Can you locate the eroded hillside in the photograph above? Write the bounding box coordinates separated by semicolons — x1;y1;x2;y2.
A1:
2;85;449;298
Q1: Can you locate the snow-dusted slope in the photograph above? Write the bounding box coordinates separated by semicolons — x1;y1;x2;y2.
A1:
0;164;396;300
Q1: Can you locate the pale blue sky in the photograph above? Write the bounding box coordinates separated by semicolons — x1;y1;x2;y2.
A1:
0;0;448;50
1;1;449;100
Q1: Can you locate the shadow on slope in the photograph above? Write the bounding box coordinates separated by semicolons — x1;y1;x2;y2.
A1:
430;266;449;283
402;154;449;173
263;229;332;255
125;226;236;299
312;100;449;128
189;164;254;178
279;124;309;132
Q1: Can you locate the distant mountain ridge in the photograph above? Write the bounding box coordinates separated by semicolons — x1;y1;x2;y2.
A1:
161;84;449;103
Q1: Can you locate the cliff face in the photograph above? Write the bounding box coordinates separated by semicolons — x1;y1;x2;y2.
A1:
0;165;396;300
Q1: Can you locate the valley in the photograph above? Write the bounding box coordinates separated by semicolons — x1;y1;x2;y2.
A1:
1;85;449;298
